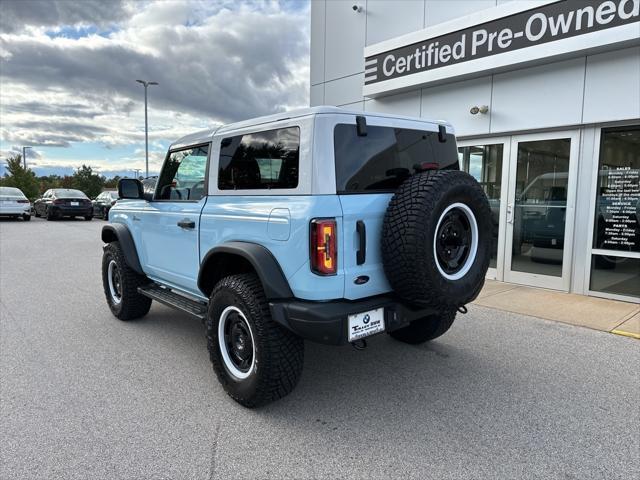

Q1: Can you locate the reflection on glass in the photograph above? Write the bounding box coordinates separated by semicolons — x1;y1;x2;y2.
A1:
590;256;639;297
511;139;571;277
458;144;503;268
590;126;640;299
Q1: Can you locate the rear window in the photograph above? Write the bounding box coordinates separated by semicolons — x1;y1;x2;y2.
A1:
218;127;300;190
53;189;87;199
334;123;459;193
0;187;25;197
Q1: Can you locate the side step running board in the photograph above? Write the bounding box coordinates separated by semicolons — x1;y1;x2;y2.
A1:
138;284;208;321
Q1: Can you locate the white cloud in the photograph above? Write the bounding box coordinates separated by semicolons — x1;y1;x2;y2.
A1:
0;0;310;174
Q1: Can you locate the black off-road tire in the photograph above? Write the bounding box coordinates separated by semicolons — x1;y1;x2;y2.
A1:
206;273;304;408
101;241;152;320
389;309;456;344
382;170;492;309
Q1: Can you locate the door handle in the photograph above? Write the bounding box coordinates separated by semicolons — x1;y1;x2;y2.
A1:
506;203;514;224
132;215;141;222
177;218;196;229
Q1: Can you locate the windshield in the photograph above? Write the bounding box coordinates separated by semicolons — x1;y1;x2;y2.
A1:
334;124;459;193
53;189;88;199
0;187;26;198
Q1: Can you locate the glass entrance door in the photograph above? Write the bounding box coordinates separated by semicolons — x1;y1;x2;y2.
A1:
458;138;510;280
504;131;580;290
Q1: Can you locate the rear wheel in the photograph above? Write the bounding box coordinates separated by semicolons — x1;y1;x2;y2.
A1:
102;242;152;320
389;309;456;344
22;214;31;221
206;273;304;408
85;215;93;221
46;207;56;221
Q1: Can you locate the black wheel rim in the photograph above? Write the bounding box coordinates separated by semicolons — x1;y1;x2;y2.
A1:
107;259;122;303
435;207;472;275
222;309;254;375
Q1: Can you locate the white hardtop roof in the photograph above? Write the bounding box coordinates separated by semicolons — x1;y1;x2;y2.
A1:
170;106;452;150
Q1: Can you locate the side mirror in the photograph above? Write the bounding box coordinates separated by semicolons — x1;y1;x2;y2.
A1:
118;178;144;200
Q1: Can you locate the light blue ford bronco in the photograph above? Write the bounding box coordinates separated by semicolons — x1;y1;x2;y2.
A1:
101;107;491;407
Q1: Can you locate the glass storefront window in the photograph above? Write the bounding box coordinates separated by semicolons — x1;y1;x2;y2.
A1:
590;126;640;299
458;144;503;268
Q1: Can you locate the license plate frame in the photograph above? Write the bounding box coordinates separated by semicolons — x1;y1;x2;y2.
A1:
70;201;79;206
348;308;385;342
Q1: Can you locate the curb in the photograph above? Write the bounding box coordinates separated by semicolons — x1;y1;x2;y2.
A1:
610;329;640;340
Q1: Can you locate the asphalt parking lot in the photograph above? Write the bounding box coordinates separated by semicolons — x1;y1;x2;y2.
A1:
1;217;639;480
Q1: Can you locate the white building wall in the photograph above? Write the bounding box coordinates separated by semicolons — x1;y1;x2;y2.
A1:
311;1;640;138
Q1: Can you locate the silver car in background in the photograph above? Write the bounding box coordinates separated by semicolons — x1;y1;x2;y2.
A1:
0;187;31;221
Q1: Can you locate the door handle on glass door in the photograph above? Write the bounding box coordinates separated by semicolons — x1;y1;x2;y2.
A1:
507;204;514;224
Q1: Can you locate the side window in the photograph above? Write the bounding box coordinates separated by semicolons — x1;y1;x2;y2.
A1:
156;145;209;201
218;127;300;190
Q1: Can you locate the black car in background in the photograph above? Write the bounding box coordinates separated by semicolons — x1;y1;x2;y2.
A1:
92;190;118;220
33;189;93;221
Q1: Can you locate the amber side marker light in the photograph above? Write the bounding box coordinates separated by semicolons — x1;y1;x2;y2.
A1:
310;218;337;275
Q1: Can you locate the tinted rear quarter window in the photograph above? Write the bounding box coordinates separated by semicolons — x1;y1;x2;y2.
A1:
334;123;459;193
218;127;300;190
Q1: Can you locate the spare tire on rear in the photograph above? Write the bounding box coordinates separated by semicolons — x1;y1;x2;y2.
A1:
382;169;491;309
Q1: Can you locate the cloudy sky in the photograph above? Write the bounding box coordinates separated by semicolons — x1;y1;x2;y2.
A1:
0;0;310;178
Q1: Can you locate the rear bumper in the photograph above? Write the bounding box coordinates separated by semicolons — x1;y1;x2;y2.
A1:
0;205;30;215
51;206;92;216
269;296;436;345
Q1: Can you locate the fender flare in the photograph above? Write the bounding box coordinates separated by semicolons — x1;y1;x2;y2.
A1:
101;224;144;275
198;242;293;300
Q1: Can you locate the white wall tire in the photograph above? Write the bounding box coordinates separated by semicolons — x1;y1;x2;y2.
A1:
217;306;256;380
433;203;479;281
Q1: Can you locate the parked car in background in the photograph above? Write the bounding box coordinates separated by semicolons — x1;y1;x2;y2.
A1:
0;187;31;221
93;190;118;220
141;176;158;200
33;189;93;221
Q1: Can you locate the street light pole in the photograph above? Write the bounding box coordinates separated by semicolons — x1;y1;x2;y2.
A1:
136;79;158;178
22;146;32;169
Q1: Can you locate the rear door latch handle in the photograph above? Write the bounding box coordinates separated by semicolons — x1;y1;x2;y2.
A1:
177;218;196;229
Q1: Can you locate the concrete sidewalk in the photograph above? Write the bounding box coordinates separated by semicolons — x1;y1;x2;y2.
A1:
474;280;640;339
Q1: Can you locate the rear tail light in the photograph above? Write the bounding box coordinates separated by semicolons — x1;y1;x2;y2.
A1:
53;199;64;205
17;199;29;203
310;218;337;275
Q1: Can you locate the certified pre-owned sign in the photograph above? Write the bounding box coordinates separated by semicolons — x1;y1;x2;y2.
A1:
363;0;640;97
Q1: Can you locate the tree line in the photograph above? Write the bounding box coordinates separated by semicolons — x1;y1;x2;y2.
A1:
0;154;123;200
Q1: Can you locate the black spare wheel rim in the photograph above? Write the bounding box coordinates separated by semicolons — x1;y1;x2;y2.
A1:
218;306;255;379
434;203;478;280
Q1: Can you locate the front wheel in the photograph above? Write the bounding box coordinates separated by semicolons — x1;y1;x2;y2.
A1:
389;309;456;344
206;273;304;408
102;242;152;320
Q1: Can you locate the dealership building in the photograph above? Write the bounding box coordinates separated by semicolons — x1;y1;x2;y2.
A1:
310;0;640;302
